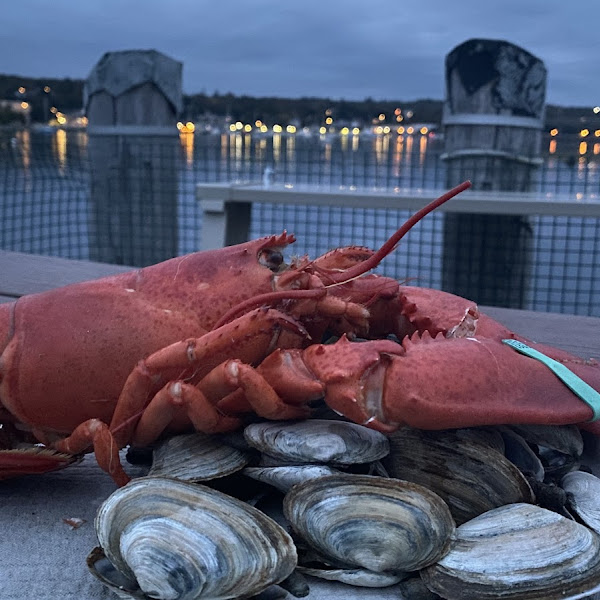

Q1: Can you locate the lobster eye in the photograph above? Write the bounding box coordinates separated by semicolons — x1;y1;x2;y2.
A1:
258;248;286;272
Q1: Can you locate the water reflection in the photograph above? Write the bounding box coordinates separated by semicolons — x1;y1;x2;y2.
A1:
374;134;389;164
256;137;267;161
53;128;67;174
179;131;194;168
392;135;404;177
323;141;331;163
286;136;295;161
273;133;281;162
405;134;414;157
220;134;228;161
419;135;427;166
16;129;31;170
341;133;348;152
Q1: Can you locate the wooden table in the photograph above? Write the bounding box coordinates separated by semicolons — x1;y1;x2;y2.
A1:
1;250;600;600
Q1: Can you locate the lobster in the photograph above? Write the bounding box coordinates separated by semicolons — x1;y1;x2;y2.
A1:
1;180;598;486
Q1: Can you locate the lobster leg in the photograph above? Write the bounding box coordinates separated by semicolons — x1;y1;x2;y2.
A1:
131;360;313;447
55;308;308;485
110;307;307;445
130;380;243;447
53;419;130;485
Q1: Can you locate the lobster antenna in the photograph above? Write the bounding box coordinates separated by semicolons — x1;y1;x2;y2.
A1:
327;180;471;284
212;181;471;329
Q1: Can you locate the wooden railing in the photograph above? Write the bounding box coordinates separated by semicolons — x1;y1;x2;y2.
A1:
195;182;600;250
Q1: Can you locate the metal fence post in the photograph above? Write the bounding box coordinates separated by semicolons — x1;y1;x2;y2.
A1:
441;39;546;308
85;50;182;266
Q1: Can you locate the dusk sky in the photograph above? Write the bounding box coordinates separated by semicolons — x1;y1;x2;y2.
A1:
2;0;599;107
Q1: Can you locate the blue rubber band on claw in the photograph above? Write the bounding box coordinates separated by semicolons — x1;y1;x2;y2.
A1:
502;338;600;422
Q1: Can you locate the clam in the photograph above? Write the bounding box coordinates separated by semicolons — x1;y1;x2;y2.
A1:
507;424;584;458
499;426;545;482
88;476;297;600
244;419;389;465
508;424;584;480
421;503;600;600
283;474;454;574
243;464;342;493
383;427;535;524
297;567;407;588
562;471;600;534
148;432;249;482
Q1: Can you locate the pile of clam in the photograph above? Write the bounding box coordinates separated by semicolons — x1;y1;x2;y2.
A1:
88;419;600;600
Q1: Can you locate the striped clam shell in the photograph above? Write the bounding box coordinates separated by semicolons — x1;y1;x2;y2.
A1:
244;419;389;465
383;427;535;524
283;474;454;574
421;503;600;600
91;476;297;600
562;470;600;535
148;432;249;482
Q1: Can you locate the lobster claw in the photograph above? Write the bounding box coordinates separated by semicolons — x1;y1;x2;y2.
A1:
379;333;600;433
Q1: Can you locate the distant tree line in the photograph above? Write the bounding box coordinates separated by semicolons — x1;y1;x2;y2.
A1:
0;73;595;133
184;93;443;126
0;74;83;123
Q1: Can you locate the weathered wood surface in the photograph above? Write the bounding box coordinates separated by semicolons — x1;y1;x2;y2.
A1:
442;38;547;309
85;49;182;266
0;250;130;303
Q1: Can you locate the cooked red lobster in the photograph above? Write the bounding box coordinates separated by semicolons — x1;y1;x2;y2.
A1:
1;181;598;486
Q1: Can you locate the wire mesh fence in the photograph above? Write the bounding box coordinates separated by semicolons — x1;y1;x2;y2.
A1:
1;127;599;315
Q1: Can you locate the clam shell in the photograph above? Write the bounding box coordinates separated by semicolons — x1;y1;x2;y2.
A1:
148;432;249;481
421;503;600;600
562;471;600;534
243;464;341;493
283;474;454;574
507;424;584;458
383;427;534;524
297;567;406;588
93;476;297;600
499;426;545;482
244;419;389;465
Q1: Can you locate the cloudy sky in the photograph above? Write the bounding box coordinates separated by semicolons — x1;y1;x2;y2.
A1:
2;0;599;106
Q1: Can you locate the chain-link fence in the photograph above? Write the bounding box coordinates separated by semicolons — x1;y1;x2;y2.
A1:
1;127;599;314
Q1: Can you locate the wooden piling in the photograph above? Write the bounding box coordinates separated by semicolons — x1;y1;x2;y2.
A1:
85;50;182;266
441;39;546;308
